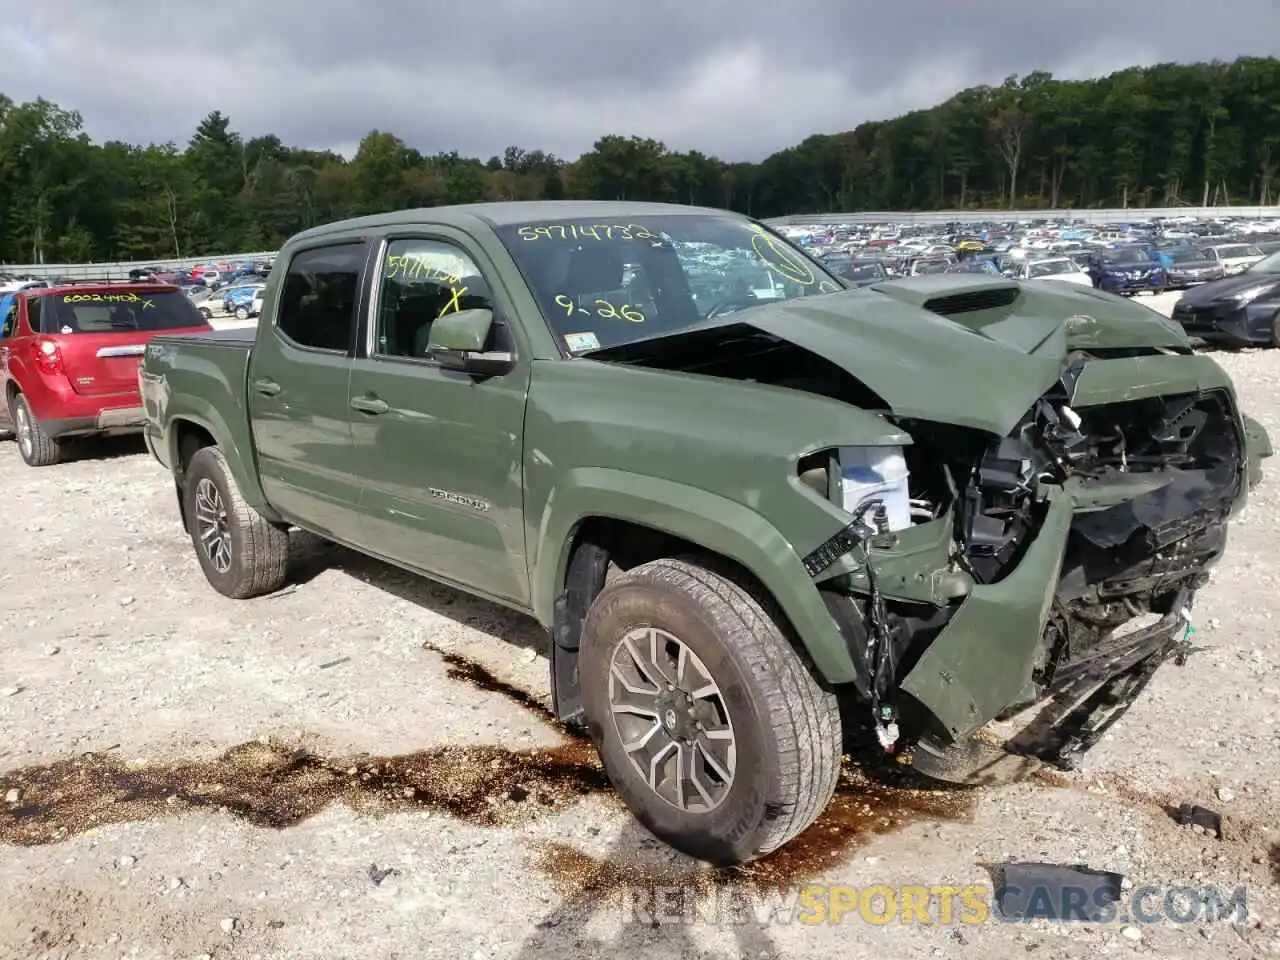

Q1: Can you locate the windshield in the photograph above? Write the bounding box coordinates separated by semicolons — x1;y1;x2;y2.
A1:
1167;248;1208;263
828;259;886;282
40;290;209;333
1028;260;1073;277
1246;250;1280;274
1216;245;1261;259
1105;248;1152;265
493;214;843;352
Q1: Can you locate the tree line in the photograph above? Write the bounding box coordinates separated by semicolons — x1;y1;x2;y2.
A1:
1;56;1278;265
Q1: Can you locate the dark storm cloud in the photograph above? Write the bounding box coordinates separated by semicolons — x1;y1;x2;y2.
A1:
0;0;1277;162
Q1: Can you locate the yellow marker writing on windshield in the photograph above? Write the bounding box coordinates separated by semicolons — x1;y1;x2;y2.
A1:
517;223;658;242
749;224;818;285
554;293;644;322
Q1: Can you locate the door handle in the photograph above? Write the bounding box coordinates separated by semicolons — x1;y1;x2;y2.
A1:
350;395;389;415
253;378;281;396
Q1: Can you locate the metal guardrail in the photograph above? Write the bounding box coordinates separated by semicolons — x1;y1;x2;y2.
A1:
765;206;1280;227
0;251;278;281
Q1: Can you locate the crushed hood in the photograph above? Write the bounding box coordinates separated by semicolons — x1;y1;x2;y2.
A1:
585;279;1194;436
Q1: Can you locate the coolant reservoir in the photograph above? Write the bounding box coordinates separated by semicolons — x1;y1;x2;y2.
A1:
838;446;911;532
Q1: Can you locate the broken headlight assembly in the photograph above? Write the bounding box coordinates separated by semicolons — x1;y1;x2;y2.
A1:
797;444;920;747
797;444;925;535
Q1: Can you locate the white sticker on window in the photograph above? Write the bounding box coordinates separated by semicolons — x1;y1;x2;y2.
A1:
563;331;600;352
61;325;73;334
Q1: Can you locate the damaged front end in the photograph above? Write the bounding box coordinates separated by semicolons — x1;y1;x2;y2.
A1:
581;279;1267;784
807;351;1250;784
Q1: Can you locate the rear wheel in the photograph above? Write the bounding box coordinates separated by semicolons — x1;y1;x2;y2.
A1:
182;446;289;598
11;394;61;467
235;306;249;320
579;557;842;865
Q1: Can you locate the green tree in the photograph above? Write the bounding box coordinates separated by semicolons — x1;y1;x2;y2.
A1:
3;56;1280;263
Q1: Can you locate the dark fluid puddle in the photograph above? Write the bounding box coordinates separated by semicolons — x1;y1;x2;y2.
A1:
2;643;979;892
0;739;608;846
532;761;978;897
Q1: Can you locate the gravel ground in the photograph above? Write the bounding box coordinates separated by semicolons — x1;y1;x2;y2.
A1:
1;291;1278;960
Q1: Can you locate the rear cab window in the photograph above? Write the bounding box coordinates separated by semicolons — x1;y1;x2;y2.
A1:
38;288;209;334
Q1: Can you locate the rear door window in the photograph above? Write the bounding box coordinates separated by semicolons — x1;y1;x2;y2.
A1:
44;290;208;333
275;243;367;352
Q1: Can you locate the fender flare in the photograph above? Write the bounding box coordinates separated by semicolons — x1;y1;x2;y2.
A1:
164;403;274;518
531;467;859;685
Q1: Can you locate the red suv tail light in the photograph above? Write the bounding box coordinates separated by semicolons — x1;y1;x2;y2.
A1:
32;337;63;375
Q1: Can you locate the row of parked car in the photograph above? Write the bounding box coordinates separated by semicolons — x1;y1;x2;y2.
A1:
186;279;268;321
812;237;1280;347
126;260;271;321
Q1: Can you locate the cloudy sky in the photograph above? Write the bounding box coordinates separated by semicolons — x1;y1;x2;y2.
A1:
1;1;1277;163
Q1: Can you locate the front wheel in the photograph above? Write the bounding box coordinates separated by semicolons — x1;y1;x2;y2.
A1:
235;306;249;320
579;557;842;865
182;446;289;598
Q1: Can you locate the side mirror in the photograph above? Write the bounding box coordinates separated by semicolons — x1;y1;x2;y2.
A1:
427;307;515;376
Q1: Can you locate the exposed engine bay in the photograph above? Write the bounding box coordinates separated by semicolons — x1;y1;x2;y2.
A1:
585;321;1247;781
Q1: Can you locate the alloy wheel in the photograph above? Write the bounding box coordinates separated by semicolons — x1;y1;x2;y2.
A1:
608;626;737;812
15;404;33;459
194;478;233;573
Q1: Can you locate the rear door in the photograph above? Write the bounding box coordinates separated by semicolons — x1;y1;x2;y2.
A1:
247;240;371;545
39;288;211;397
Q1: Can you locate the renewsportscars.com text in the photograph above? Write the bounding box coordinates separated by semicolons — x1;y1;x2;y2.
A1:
614;882;1250;926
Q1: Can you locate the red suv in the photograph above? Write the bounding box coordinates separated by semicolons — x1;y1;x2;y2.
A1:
0;282;212;466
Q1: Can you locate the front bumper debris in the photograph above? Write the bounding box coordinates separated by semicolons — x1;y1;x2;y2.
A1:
899;489;1073;743
820;357;1253;783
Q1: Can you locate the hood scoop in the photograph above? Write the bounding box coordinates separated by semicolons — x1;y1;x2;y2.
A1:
921;286;1021;316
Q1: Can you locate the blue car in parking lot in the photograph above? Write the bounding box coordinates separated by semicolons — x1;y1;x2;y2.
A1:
1086;248;1167;296
221;283;266;319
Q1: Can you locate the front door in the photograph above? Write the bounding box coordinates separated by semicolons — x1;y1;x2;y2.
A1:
247;240;371;544
347;232;531;604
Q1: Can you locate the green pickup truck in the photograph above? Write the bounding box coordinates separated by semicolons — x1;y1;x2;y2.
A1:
139;201;1272;865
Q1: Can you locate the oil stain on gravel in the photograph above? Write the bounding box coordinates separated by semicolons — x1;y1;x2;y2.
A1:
0;739;608;846
0;646;609;846
531;763;978;897
0;644;977;893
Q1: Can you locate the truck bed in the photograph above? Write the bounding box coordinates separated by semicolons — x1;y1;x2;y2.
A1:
152;326;256;346
140;327;256;473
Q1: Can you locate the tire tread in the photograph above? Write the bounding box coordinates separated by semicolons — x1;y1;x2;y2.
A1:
615;556;842;857
12;394;60;466
187;446;289;598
